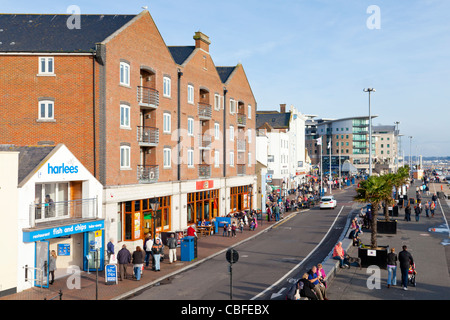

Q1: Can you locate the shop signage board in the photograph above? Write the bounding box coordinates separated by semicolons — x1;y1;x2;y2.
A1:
196;180;214;190
58;244;71;256
105;264;118;285
23;220;104;242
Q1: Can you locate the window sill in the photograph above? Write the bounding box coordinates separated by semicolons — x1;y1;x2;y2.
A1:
36;74;56;77
119;84;131;89
36;119;56;123
120;126;132;130
120;167;132;171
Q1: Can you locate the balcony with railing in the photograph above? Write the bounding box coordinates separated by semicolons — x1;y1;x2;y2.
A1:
198;164;211;179
237;139;246;152
137;165;159;184
237;164;246;176
137;86;159;109
198;133;212;149
237;113;247;127
30;198;97;228
137;126;159;147
198;102;212;120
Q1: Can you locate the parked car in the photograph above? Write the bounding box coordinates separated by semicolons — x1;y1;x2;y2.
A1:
319;196;337;210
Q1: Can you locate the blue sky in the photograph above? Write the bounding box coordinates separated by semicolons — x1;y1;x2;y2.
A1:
3;0;450;156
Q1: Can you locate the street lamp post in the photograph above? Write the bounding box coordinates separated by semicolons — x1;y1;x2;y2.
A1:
394;121;400;172
408;136;413;173
364;88;376;176
149;198;160;241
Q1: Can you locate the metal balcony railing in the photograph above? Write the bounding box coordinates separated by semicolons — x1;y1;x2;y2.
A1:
30;198;97;227
237;164;246;175
198;102;212;119
137;86;159;108
198;164;211;178
137;126;159;146
198;133;212;149
237;113;247;127
137;165;159;184
237;139;246;152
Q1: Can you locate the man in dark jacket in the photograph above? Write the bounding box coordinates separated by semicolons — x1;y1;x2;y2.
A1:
116;245;131;280
167;233;178;264
398;245;414;290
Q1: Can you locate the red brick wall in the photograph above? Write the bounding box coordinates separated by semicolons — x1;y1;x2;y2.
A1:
0;54;98;175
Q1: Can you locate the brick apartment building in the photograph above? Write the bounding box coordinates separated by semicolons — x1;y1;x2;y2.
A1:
0;10;257;263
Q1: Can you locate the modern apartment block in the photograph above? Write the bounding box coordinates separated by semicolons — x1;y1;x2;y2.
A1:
0;10;257;291
306;116;378;174
373;125;401;173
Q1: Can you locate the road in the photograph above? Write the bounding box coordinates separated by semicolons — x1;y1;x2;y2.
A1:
129;186;362;300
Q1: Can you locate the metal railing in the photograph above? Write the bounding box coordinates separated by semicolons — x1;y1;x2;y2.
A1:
30;198;97;227
237;164;246;175
137;86;159;107
237;139;246;152
198;133;212;149
198;164;211;178
237;113;247;127
137;126;159;146
137;165;159;183
198;102;212;119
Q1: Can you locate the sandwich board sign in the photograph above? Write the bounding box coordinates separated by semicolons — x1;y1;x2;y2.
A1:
105;264;118;285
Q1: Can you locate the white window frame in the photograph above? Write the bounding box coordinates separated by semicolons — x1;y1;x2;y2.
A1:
120;104;130;128
248;128;252;143
214;123;220;140
39;57;54;75
120;146;131;169
120;62;130;86
188;85;194;104
187;117;194;136
229;125;234;141
39;100;54;120
215;150;220;168
230;151;234;167
214;94;221;111
248;152;252;167
248;104;252;119
163;77;171;98
163;113;171;134
230;99;236;115
163;148;172;168
187;149;194;168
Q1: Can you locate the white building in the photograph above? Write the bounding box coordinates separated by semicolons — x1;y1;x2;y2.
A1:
256;104;308;195
0;144;103;295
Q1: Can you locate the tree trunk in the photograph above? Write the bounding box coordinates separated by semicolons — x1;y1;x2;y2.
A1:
371;202;378;249
383;202;390;221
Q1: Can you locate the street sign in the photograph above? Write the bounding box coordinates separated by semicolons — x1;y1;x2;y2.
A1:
226;249;239;264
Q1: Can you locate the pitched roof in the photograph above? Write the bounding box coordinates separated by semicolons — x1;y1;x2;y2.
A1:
216;66;236;83
0;14;136;52
0;145;55;184
256;112;291;129
167;46;196;65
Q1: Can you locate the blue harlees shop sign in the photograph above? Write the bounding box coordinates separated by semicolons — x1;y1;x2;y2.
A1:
23;220;104;243
47;163;79;175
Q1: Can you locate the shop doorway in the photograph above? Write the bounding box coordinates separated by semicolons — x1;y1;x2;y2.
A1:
35;241;49;288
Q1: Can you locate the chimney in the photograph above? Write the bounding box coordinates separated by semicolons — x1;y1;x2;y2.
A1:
194;31;211;52
280;104;286;113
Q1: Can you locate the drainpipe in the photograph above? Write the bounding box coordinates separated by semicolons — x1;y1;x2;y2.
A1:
223;88;228;178
177;69;183;181
92;52;97;178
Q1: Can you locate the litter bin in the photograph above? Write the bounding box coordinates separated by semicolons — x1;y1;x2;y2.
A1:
180;236;195;262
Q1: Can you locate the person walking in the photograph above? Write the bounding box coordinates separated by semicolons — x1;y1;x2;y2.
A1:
231;221;237;237
117;244;131;280
167;233;177;264
107;238;115;264
424;201;430;218
405;204;412;222
152;238;163;271
144;233;153;269
49;250;57;285
132;246;145;280
430;201;436;217
399;245;414;290
414;205;421;222
386;248;397;288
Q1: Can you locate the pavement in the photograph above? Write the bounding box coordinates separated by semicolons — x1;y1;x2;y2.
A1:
326;181;450;300
3;181;449;301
